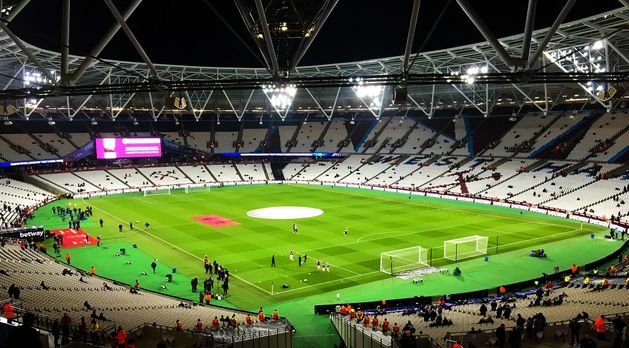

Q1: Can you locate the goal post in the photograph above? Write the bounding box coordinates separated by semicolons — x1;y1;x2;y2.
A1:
443;235;489;262
142;187;171;196
380;246;429;275
183;185;211;193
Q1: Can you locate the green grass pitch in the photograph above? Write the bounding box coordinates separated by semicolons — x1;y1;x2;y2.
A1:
31;184;605;309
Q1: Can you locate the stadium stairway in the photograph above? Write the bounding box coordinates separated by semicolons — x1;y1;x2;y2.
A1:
232;162;245;181
555;160;589;176
336;156;373;182
104;169;132;188
603;163;629;179
524;159;547;172
175;165;196;182
71;172;103;191
418;119;454;155
29;175;71;194
388;156;432;186
284;121;303;153
135;168;156;186
362;155;408;184
236;121;245;153
26;132;61;158
387;118;421;154
476;115;523;157
476;166;524;195
486;157;512;170
454;156;475;168
202;164;220;182
261;162;271;180
534;112;603;160
285;161;310;180
0;134;35;160
511;112;564;157
312;119;333;152
362;117;393;154
538;179;598;206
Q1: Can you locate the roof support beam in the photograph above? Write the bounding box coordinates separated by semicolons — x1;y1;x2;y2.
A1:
520;0;537;61
60;0;71;82
232;0;273;74
254;0;280;76
290;0;339;71
4;0;31;23
455;0;515;69
71;0;142;84
619;0;629;9
103;0;158;79
402;0;421;73
528;0;576;68
0;21;56;83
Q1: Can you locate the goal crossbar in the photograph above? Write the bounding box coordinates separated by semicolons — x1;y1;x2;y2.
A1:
380;246;429;275
443;235;488;262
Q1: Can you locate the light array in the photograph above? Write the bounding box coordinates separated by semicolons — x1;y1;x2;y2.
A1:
23;69;59;88
545;40;608;95
350;77;383;110
448;65;489;85
262;84;297;111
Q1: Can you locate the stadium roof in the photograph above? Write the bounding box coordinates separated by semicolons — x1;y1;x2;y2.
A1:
0;1;628;121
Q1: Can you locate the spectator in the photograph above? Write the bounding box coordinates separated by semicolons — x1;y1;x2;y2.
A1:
78;317;88;342
116;326;127;348
2;301;14;323
569;318;581;346
496;323;506;348
60;313;72;345
479;303;487;317
89;319;100;345
594;315;606;340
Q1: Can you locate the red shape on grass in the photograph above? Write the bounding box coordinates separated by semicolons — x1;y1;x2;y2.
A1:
191;215;239;227
51;228;97;248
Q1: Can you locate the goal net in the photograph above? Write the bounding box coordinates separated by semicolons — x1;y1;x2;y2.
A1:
183;185;211;193
443;235;488;262
380;246;429;275
143;187;171;196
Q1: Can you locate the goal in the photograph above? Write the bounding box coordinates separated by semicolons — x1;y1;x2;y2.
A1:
143;187;171;196
183;185;211;193
380;246;429;275
443;235;488;262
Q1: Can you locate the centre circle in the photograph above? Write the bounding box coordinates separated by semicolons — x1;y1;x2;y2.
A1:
246;206;324;220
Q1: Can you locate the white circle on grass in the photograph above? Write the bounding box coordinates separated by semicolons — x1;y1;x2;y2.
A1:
247;206;323;220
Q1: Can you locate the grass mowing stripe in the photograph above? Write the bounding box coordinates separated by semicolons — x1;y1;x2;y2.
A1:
90;204;274;296
32;184;605;306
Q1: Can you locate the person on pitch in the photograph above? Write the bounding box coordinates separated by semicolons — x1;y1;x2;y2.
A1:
292;223;298;234
289;250;294;262
344;227;348;236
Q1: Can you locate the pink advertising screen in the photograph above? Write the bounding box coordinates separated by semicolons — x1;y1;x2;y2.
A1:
95;137;162;159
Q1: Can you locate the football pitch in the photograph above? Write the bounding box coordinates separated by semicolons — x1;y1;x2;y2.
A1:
31;183;610;308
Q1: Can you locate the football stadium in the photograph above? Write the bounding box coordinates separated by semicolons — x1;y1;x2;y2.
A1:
0;1;627;348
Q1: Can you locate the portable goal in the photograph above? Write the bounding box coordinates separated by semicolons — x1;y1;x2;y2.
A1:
380;246;429;275
443;235;489;262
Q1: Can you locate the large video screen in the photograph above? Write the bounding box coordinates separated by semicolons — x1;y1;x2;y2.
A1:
95;137;162;159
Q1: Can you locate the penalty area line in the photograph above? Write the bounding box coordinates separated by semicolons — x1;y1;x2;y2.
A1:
90;205;274;296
